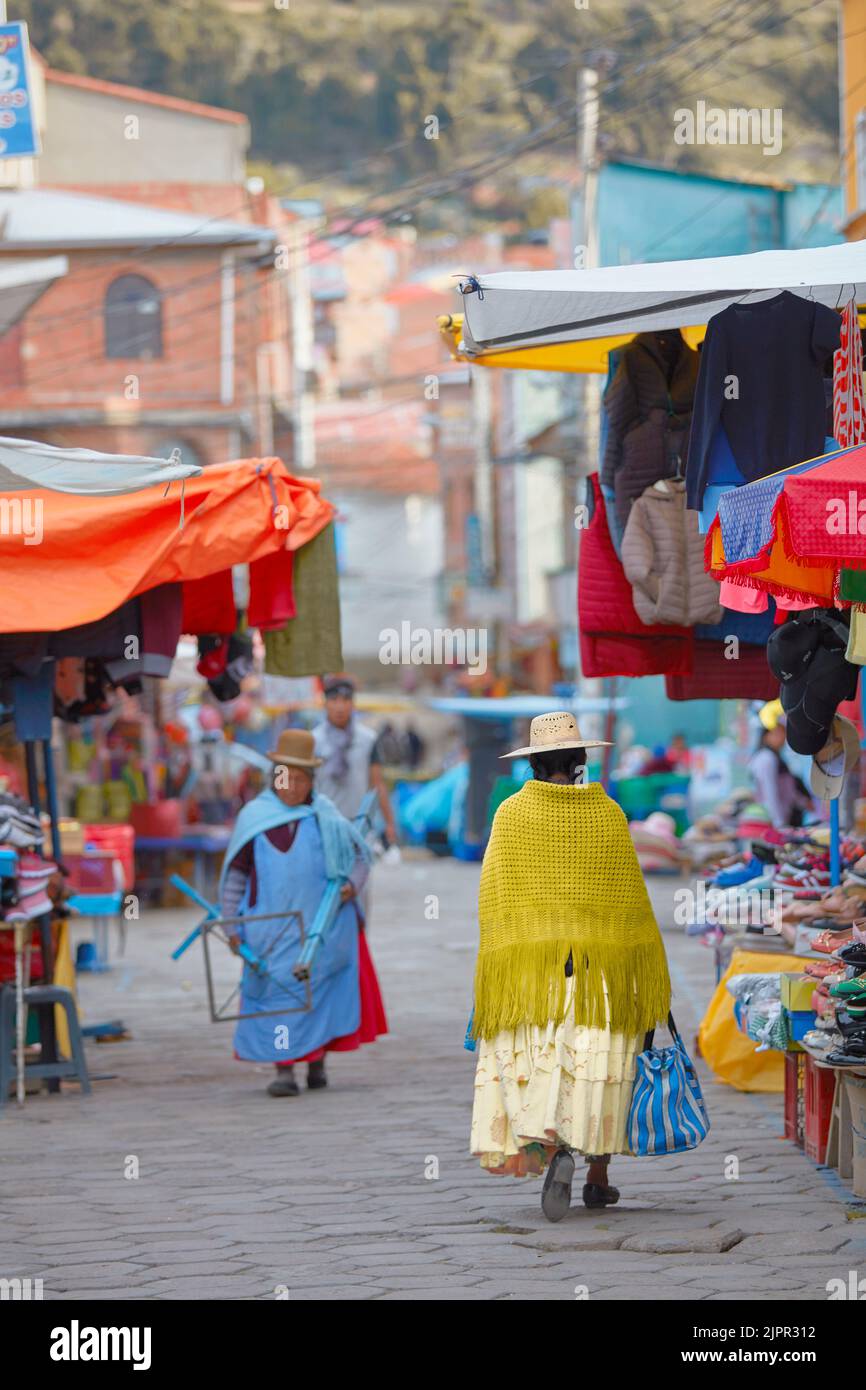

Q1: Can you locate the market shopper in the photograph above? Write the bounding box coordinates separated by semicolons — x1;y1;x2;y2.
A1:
313;674;398;840
469;712;672;1220
219;729;387;1097
749;703;812;829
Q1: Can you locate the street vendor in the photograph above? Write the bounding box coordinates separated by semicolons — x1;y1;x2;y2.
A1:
469;712;671;1220
313;674;398;841
218;729;388;1098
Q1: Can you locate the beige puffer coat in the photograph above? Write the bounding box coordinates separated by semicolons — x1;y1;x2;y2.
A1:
620;479;723;627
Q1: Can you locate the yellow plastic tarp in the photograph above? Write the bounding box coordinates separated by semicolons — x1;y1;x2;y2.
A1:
698;948;814;1093
438;314;705;375
52;919;76;1059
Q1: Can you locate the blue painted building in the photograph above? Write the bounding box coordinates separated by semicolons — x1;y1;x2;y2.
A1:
593;160;844;265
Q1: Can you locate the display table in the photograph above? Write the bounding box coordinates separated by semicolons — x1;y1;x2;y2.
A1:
134;827;232;900
798;1041;866;1197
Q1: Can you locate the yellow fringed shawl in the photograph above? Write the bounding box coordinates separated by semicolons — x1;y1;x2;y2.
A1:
472;779;671;1040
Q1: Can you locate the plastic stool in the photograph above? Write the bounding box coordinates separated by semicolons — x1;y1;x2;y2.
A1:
0;983;91;1109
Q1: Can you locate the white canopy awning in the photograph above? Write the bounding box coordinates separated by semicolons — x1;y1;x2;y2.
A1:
0;255;68;335
0;436;201;495
460;240;866;354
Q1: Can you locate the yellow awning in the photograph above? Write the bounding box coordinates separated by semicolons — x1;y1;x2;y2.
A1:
438;315;707;374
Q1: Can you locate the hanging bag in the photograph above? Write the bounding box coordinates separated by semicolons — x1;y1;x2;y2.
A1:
627;1012;710;1155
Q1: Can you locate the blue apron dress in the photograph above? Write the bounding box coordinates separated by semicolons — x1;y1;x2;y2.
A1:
232;816;360;1062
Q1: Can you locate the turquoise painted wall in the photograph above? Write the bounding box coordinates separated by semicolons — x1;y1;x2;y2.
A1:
595;162;843;266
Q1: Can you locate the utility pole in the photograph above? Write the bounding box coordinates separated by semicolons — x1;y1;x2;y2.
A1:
575;64;602;479
576;67;600;270
575;61;616;781
288;215;316;473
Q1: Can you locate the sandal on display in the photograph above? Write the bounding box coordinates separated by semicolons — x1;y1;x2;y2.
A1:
804;960;839;980
813;930;856;955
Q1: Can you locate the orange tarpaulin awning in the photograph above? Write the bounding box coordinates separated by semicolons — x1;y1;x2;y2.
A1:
0;457;334;633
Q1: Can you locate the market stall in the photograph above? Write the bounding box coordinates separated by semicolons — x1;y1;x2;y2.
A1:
0;443;344;1105
445;239;866;1200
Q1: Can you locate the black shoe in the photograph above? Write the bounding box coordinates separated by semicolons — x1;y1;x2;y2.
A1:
307;1060;328;1090
267;1067;300;1097
826;1043;866;1065
582;1182;621;1209
541;1148;574;1223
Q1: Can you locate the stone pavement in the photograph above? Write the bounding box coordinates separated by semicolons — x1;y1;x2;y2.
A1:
1;854;864;1302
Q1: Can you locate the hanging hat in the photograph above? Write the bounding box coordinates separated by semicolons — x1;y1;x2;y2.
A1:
266;729;322;769
629;811;682;850
810;715;861;802
500;710;612;759
758;698;784;732
768;611;858;755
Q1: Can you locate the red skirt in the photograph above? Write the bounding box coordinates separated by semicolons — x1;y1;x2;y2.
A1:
277;931;388;1066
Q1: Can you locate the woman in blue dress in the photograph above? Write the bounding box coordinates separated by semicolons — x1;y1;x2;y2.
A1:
219;729;387;1097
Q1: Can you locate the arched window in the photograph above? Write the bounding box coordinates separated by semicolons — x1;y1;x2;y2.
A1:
104;274;163;359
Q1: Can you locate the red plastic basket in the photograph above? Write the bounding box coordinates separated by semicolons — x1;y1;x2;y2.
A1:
63;851;120;894
83;823;135;891
804;1055;836;1164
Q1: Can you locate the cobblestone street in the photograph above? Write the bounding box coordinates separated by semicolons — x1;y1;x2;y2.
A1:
2;855;864;1302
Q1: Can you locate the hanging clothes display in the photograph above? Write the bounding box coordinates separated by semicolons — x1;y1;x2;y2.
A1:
601;330;699;539
139;584;183;677
833;297;866;449
11;661;55;742
665;641;779;702
686;291;841;511
694;595;776;646
578;473;693;679
248;548;296;631
696;424;746;535
846;608;866;666
708;512;837;608
621;479;723;627
182;570;236;637
264;523;343;678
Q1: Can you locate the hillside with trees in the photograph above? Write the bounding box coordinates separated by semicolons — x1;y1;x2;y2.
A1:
19;0;841;227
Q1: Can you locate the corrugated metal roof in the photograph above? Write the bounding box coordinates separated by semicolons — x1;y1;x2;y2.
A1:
0;189;273;251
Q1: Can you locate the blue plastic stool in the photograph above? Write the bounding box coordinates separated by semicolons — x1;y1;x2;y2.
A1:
0;983;91;1109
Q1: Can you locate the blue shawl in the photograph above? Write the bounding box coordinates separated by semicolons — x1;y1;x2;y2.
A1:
218;787;371;897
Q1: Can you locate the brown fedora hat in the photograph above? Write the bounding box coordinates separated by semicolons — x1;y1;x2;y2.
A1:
267;729;323;769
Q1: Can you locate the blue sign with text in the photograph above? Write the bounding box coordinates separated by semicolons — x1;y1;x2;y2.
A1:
0;22;38;159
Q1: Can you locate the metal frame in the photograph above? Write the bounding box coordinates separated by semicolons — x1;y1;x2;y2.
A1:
198;909;313;1024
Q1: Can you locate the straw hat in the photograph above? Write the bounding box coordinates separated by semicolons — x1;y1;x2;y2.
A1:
810;715;861;802
500;710;612;760
267;729;323;769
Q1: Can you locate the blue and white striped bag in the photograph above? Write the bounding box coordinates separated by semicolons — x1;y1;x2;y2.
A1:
627;1013;710;1156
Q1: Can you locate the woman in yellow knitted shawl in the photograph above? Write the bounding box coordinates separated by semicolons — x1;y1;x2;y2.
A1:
470;711;671;1222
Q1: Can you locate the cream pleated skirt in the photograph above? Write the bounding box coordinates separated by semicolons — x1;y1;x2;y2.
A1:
470;994;642;1175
